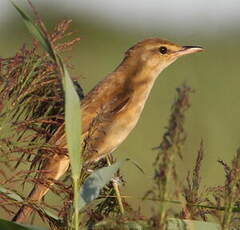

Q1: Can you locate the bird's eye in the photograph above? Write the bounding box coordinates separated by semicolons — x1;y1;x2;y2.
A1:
159;46;168;54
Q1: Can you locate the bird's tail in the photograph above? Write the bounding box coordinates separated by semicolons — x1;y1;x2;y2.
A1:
12;183;50;223
12;153;70;223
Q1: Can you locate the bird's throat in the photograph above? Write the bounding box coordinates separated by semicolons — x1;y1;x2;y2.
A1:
116;60;163;110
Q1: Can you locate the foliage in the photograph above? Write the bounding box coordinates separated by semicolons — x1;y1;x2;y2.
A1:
1;1;240;230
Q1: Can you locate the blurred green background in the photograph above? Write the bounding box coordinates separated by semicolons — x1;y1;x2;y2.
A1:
1;0;240;223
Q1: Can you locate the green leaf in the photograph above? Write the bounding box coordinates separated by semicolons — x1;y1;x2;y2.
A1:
61;59;81;229
12;2;82;178
62;63;82;179
166;218;220;230
79;161;121;209
127;158;145;174
11;2;55;60
0;186;23;202
12;2;82;229
0;218;49;230
0;186;60;221
41;209;61;222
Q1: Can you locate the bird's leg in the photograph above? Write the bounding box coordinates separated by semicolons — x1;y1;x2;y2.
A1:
106;155;124;214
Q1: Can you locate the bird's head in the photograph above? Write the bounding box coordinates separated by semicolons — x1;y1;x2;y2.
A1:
124;38;203;77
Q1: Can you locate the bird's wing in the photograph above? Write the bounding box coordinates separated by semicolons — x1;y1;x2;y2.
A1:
81;74;131;135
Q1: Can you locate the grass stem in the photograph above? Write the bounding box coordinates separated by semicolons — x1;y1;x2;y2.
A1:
72;177;80;230
106;155;124;214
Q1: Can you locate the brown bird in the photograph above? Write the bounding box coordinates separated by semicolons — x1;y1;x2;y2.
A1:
12;38;203;222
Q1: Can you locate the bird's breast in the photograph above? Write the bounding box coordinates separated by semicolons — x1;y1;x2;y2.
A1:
83;73;157;162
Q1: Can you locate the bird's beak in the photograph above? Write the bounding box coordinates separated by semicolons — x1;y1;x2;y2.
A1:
173;46;204;57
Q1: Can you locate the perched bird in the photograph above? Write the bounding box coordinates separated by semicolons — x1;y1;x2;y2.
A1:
12;38;203;222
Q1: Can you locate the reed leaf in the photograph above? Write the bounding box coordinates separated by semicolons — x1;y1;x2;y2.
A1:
0;218;49;230
13;2;82;228
79;161;121;209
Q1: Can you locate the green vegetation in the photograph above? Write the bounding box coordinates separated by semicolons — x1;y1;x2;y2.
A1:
1;1;240;230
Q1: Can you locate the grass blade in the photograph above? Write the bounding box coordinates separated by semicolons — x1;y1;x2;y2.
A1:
12;2;82;177
11;1;55;60
0;186;60;221
12;2;82;228
62;60;82;228
0;186;23;202
61;60;82;179
0;218;50;230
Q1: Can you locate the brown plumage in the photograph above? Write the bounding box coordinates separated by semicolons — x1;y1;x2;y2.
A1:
12;38;203;222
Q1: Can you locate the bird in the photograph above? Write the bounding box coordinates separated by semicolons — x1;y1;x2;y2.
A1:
12;38;203;223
